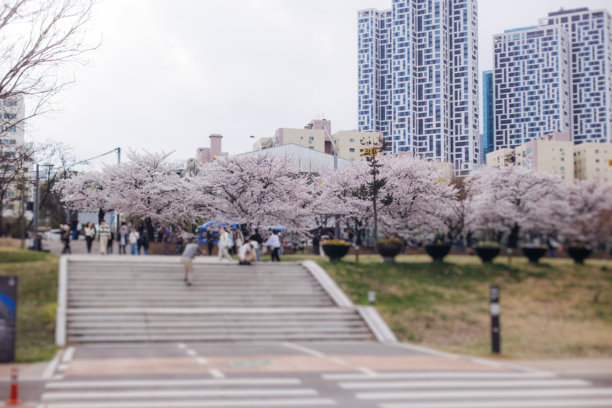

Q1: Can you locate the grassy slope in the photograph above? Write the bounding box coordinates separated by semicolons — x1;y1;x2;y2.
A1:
283;253;612;359
0;248;58;362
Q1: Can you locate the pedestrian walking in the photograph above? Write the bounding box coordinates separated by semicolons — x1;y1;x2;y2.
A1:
546;235;558;258
118;223;128;254
227;227;236;256
181;241;203;286
140;228;150;255
107;230;114;253
61;224;71;254
129;227;140;255
163;227;173;254
264;229;281;262
176;230;184;255
234;226;244;253
206;227;214;255
248;228;263;261
217;226;233;261
98;220;111;255
83;222;95;254
312;233;320;255
71;218;78;241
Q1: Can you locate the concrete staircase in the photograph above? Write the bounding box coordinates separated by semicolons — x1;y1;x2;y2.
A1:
56;257;396;344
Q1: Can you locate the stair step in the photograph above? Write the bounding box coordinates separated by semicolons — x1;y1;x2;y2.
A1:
68;333;375;343
62;259;376;344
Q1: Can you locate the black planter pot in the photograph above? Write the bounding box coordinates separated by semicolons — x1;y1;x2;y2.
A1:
425;244;451;262
475;246;500;263
376;242;403;262
521;247;547;264
322;244;350;261
566;246;592;265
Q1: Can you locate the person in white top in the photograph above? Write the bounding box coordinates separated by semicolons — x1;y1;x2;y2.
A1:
129;227;140;255
217;226;233;261
263;230;281;262
238;241;257;265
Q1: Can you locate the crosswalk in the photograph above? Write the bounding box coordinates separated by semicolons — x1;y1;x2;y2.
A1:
36;377;336;408
322;371;612;408
36;369;612;408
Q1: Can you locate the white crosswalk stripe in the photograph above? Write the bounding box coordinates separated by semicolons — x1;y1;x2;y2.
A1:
323;370;612;408
37;376;336;408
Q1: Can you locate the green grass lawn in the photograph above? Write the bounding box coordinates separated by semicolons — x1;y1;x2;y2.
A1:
282;253;612;359
0;248;58;362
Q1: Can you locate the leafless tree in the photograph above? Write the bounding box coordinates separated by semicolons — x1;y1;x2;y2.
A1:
0;143;35;235
0;0;98;135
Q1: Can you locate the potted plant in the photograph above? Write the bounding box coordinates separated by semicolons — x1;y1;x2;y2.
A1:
376;237;404;262
521;244;547;264
475;241;500;263
565;243;592;265
321;239;351;261
425;239;452;262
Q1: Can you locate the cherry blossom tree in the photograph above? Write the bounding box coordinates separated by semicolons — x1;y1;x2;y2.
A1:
314;161;373;244
563;179;612;245
466;166;568;242
437;178;472;243
56;150;197;227
53;169;107;216
378;155;457;240
101;150;196;226
315;155;456;243
193;152;311;231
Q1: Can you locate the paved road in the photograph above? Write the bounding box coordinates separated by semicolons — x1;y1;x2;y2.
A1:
3;342;612;408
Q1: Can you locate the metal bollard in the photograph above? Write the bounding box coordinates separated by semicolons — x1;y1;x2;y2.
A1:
6;366;21;405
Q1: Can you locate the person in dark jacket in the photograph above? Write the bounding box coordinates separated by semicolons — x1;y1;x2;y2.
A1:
140;228;150;255
206;227;215;256
248;228;264;261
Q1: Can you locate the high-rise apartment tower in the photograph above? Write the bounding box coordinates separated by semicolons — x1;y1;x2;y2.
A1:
358;0;480;176
491;7;612;152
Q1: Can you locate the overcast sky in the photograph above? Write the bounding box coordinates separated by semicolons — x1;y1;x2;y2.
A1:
28;0;612;168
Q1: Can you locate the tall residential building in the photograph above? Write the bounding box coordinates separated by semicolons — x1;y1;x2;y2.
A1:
0;95;25;148
358;0;480;176
0;95;27;219
492;8;612;151
481;70;494;163
493;25;571;150
540;8;612;144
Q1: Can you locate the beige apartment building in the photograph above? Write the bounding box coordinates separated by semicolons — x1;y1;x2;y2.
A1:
333;130;381;161
574;142;612;182
486;148;515;168
254;119;381;162
486;131;612;182
514;132;574;181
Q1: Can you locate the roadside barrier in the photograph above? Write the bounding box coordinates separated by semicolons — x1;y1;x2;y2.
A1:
6;366;21;405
